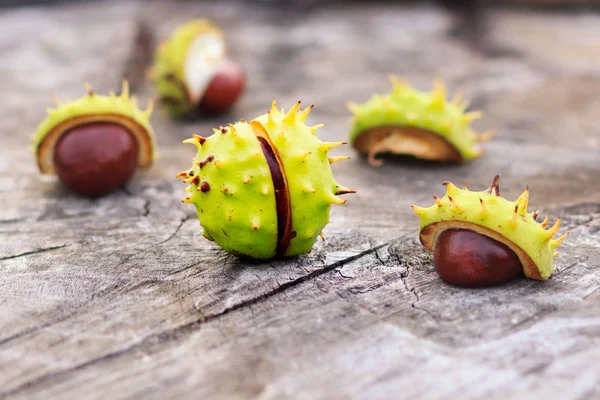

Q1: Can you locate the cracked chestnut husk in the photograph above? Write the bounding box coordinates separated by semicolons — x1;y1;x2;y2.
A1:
151;20;245;118
412;175;569;287
177;100;354;260
347;76;493;166
34;82;156;198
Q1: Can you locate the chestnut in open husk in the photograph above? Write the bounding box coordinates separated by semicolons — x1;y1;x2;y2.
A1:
412;176;568;287
34;82;155;198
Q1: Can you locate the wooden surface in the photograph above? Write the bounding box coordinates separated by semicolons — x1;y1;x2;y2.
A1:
1;1;600;399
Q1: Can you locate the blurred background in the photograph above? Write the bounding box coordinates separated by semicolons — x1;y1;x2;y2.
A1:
2;0;600;6
2;0;600;9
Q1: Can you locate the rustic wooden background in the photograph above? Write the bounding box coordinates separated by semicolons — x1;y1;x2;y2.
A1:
1;1;600;399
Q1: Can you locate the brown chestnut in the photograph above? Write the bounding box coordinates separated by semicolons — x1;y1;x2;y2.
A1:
53;122;139;198
434;229;523;287
198;58;245;115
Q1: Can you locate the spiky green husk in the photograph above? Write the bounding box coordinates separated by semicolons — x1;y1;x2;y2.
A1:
348;77;492;163
178;101;351;259
151;20;224;118
183;124;278;259
412;177;568;280
34;81;155;174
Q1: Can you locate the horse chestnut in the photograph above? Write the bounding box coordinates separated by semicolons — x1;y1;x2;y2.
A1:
198;58;245;115
177;100;354;259
434;229;523;287
53;122;139;198
152;20;246;118
412;176;569;285
34;81;156;198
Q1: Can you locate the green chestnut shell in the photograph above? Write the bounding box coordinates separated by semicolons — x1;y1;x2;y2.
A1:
347;76;493;166
177;100;353;259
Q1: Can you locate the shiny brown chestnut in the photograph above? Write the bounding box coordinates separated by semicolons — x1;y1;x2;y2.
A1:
34;82;155;198
198;58;246;115
53;122;139;198
152;20;247;118
434;229;523;288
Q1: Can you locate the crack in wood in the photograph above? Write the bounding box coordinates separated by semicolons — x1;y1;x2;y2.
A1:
0;217;26;224
120;187;152;217
161;259;207;279
0;244;67;261
0;313;77;348
142;199;150;217
348;283;384;295
554;261;580;276
392;250;438;322
336;269;353;279
523;360;552;376
583;287;600;299
509;305;559;331
123;216;190;260
194;243;390;318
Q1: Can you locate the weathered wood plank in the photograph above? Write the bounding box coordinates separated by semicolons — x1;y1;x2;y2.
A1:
1;1;599;399
6;243;600;399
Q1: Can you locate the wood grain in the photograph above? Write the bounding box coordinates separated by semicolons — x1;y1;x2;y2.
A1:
1;1;599;399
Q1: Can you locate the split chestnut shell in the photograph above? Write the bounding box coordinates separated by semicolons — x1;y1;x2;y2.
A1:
177;100;354;259
347;76;493;166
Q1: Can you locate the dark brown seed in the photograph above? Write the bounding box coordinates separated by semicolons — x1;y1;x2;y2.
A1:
257;136;291;256
251;120;293;258
198;59;245;114
434;229;523;288
53;122;138;198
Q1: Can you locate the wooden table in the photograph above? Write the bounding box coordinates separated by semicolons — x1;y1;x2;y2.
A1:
1;1;600;399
